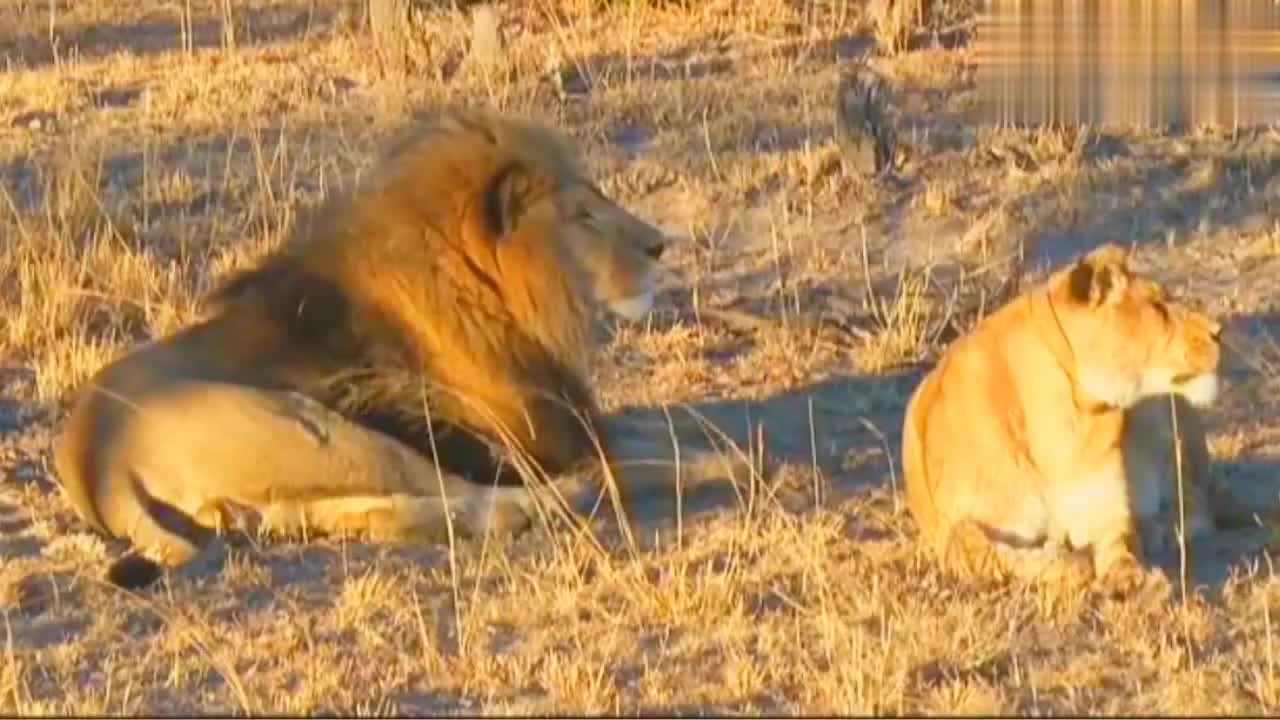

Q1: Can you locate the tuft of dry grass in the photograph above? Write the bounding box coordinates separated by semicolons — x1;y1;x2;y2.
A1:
865;0;932;56
3;0;1280;715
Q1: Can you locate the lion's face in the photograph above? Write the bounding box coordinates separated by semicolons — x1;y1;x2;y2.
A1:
456;117;667;327
553;181;666;322
1050;244;1223;410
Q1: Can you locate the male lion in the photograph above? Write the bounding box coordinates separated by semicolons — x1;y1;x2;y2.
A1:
902;243;1248;593
54;109;757;589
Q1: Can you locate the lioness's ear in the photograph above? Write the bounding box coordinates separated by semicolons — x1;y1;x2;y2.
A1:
1086;243;1132;268
1066;255;1128;306
482;162;532;238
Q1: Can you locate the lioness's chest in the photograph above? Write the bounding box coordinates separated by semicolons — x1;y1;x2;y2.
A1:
1042;454;1130;548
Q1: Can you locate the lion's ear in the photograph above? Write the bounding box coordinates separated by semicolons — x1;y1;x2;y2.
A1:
1066;254;1129;307
482;162;532;238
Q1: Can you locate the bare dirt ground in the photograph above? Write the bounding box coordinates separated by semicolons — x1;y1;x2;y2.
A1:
3;0;1280;714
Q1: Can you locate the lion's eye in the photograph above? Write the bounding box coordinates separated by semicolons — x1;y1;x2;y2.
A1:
1153;302;1171;321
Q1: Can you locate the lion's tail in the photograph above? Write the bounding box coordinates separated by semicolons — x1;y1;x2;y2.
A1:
59;445;210;590
54;427;191;590
53;387;220;591
105;554;166;589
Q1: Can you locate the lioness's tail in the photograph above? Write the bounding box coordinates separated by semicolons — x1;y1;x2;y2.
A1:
901;370;942;538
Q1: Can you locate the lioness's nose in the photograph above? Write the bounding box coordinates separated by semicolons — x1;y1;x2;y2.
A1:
646;241;666;260
1208;319;1223;340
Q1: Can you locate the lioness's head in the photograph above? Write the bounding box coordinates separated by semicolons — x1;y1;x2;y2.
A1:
1048;243;1222;409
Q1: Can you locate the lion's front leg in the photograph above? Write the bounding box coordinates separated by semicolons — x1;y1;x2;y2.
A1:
266;489;535;545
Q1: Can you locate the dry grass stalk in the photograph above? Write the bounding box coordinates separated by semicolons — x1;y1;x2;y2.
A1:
367;0;412;77
866;0;931;55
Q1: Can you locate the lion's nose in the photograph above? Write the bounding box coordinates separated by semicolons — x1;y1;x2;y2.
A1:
1208;319;1223;340
646;241;666;260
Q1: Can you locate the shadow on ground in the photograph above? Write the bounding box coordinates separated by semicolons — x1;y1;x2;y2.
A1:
603;367;920;538
1181;311;1280;592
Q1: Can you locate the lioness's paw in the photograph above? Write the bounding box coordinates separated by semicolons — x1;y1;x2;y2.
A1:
1097;554;1153;597
1138;568;1174;601
1050;552;1096;592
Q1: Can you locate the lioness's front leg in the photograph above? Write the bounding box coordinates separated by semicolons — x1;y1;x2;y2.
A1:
1057;463;1159;595
1089;514;1152;594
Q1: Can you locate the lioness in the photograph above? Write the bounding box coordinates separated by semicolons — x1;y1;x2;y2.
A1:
54;109;757;589
902;243;1241;592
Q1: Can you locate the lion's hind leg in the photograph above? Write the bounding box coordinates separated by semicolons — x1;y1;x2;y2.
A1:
92;381;549;588
196;384;548;546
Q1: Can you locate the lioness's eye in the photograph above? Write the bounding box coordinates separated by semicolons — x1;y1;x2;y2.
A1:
1153;302;1170;321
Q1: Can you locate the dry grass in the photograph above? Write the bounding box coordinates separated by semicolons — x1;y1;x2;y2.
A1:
3;0;1280;714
